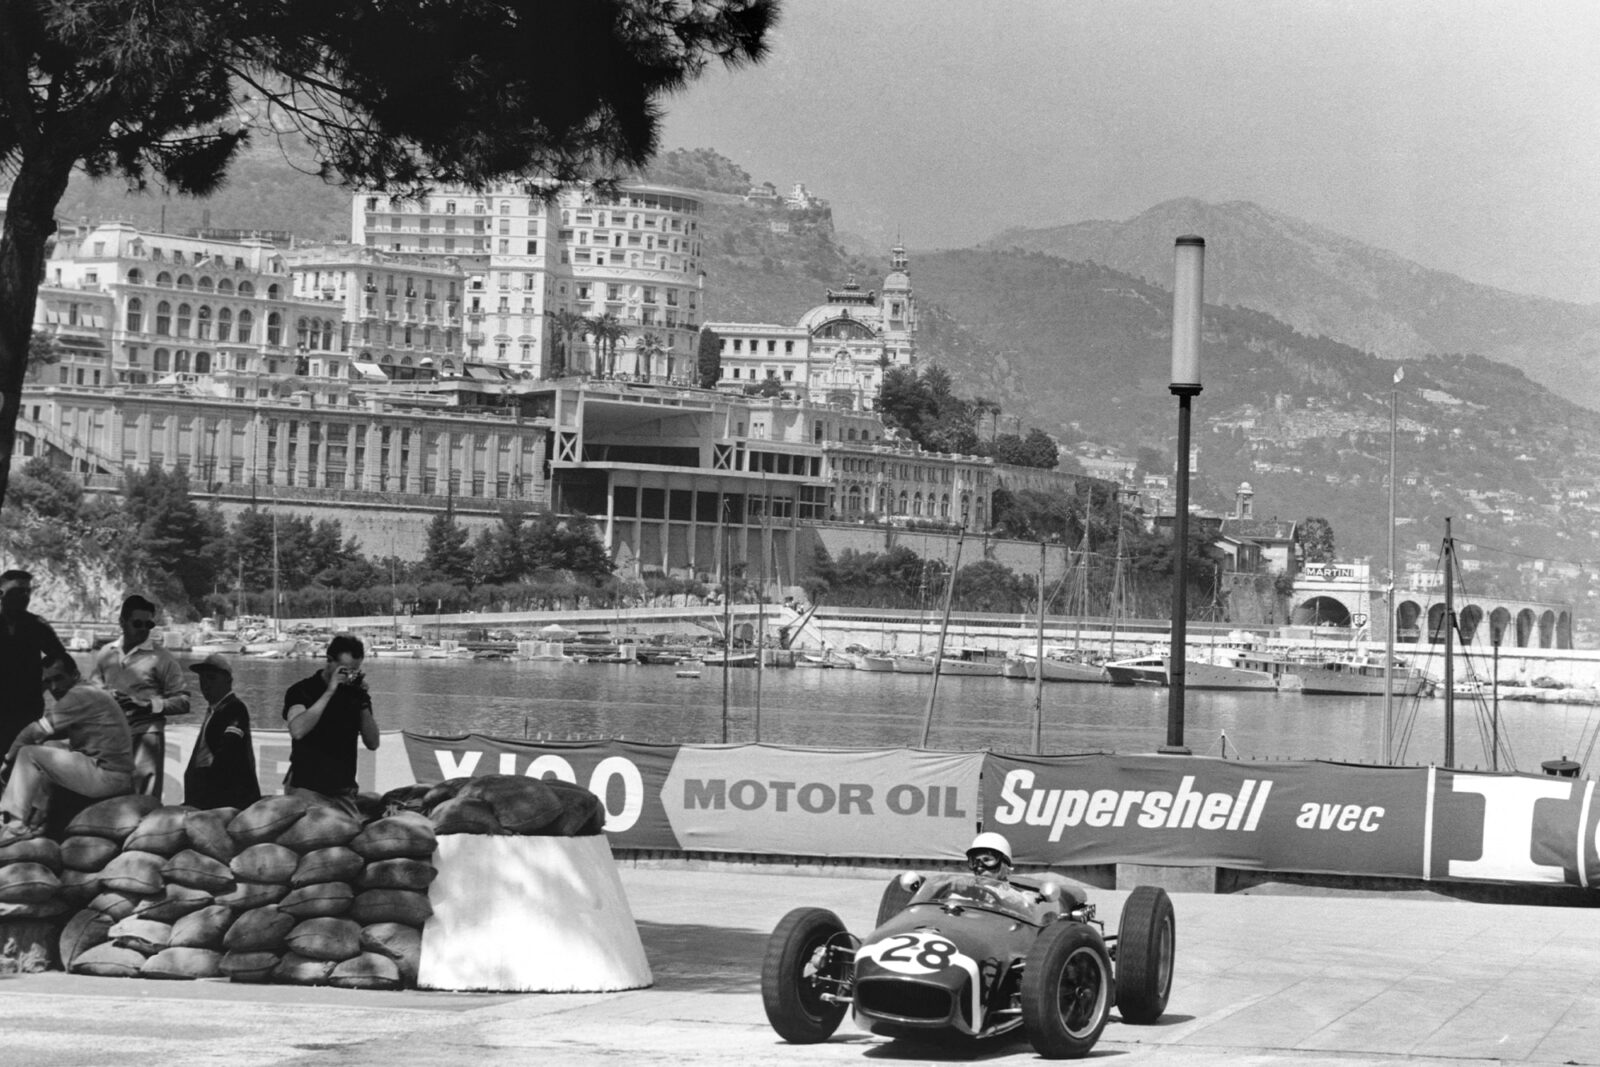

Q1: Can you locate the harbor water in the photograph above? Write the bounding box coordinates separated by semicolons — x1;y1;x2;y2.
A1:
214;656;1600;773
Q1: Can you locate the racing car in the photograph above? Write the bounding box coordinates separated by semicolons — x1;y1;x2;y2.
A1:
760;833;1175;1059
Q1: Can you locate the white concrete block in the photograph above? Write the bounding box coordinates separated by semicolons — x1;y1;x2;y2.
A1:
417;834;652;992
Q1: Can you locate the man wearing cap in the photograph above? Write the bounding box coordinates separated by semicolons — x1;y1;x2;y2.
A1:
89;594;191;797
183;653;261;811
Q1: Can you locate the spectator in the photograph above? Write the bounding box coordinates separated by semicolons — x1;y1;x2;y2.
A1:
89;594;191;797
183;653;261;810
0;569;69;759
283;634;378;817
0;655;134;846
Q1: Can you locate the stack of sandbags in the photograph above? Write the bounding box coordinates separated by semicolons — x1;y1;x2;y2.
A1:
0;831;73;972
60;795;438;990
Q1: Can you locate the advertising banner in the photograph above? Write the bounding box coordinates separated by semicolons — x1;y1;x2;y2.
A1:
402;733;680;849
661;746;983;860
983;753;1429;877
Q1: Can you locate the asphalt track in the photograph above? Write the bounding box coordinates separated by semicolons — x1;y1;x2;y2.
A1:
3;864;1599;1066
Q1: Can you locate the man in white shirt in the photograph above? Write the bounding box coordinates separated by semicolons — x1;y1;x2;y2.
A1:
89;594;190;797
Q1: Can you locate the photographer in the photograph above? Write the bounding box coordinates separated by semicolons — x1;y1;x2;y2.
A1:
282;634;378;817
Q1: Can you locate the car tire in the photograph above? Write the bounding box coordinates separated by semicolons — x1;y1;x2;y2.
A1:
874;877;915;928
1020;921;1112;1059
1115;885;1175;1024
761;907;851;1044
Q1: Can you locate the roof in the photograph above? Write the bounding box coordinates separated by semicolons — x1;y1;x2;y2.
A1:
1220;517;1298;543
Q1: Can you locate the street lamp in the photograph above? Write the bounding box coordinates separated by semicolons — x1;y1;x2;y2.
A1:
1163;236;1204;755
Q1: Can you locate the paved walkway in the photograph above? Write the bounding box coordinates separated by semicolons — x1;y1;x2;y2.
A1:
3;866;1599;1065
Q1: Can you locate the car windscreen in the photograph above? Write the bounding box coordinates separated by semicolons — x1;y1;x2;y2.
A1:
912;874;1041;924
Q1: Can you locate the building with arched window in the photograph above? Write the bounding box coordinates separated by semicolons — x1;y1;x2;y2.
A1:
705;243;916;411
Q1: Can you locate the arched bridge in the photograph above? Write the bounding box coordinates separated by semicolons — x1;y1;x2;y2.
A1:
1291;562;1573;650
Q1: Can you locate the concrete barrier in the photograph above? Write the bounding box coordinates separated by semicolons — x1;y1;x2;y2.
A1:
418;835;652;992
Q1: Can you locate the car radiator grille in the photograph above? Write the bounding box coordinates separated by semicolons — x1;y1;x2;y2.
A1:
855;979;953;1022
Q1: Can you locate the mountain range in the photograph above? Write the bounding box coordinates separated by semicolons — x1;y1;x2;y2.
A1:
982;198;1600;412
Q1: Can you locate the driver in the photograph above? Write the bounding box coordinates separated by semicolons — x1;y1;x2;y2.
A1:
966;831;1014;881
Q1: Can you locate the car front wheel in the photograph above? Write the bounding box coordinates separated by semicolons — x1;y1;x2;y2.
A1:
1115;885;1175;1024
761;907;851;1044
1021;922;1112;1059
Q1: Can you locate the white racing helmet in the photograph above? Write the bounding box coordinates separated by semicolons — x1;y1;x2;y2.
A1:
966;831;1013;867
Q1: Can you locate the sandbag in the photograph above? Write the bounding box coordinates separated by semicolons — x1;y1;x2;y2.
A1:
459;775;563;834
109;916;172;955
290;846;365;887
219;950;279;983
430;796;505;836
70;941;148;977
273;951;336;985
66;794;161;843
380;784;432;814
329;951;403;990
359;922;422;985
123;806;193;856
183;809;235;864
85;888;155;922
420;777;473;811
164;849;236;894
59;909;114;968
61;834;121;872
135;883;214;924
278;806;363;852
228;795;310;848
169;904;235;950
0;898;68;920
222;905;296;953
279;881;354;920
56;868;103;905
0;862;60;905
231;843;299;885
98;850;166;895
351;815;437;861
213;880;288;911
353;792;387;822
350;888;432;926
358;858;437;892
542;779;608;836
142;946;222;980
286;916;362;962
0;836;62;871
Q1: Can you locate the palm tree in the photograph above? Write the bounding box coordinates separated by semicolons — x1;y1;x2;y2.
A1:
545;308;587;379
633;332;665;380
587;313;625;377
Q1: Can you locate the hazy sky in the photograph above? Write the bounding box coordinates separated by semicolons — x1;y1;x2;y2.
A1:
660;0;1600;303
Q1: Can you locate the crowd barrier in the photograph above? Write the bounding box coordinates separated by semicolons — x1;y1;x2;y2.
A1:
161;727;1600;891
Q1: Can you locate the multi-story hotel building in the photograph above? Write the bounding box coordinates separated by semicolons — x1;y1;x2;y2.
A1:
34;221;338;394
348;181;705;380
286;246;465;382
705;244;916;410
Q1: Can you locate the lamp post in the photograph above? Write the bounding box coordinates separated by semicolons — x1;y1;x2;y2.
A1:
1163;236;1205;755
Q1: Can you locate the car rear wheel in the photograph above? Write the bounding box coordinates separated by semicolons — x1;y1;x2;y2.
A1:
1115;885;1175;1024
875;877;915;928
1020;922;1112;1059
761;907;851;1044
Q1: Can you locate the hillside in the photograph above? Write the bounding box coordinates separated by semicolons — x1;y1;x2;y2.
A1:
982;199;1600;412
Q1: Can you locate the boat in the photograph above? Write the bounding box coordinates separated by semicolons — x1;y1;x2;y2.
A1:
190;638;247;655
635;649;684;666
853;653;897;672
892;654;936;674
1288;651;1428;697
1104;646;1280;690
674;669;702;679
934;647;1005;677
701;650;758;668
1016;648;1111;683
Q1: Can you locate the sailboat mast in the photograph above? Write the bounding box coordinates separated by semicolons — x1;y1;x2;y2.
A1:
920;532;964;748
1443;517;1456;768
271;511;281;635
1384;369;1400;762
1032;540;1046;754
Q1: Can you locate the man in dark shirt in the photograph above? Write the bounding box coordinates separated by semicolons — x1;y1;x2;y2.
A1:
0;570;70;758
283;634;378;817
184;653;261;810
